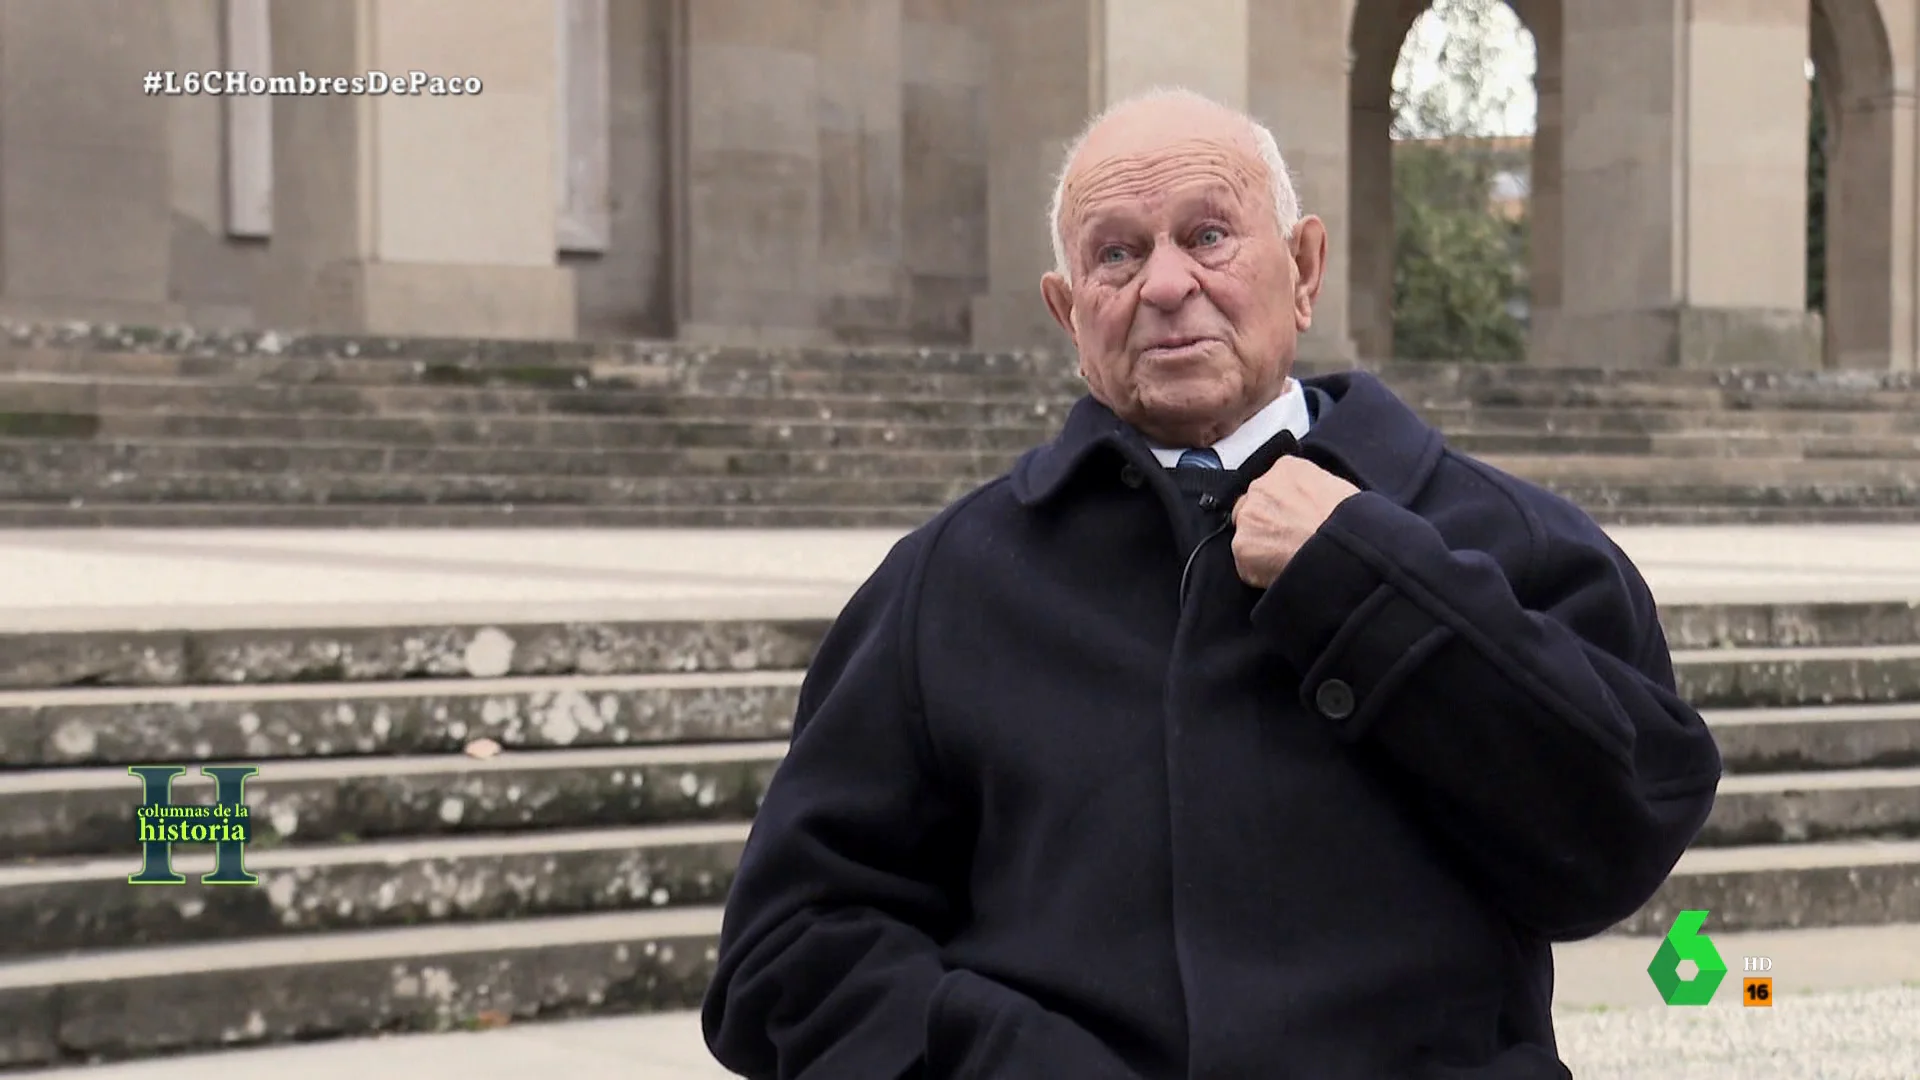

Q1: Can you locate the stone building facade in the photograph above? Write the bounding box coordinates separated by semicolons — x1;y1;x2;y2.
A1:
2;0;1914;370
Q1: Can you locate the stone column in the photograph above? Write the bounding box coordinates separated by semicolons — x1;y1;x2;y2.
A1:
1249;0;1355;363
1524;9;1563;361
1551;0;1818;368
901;0;990;343
816;0;909;341
259;0;573;339
0;0;174;323
971;0;1254;350
1811;0;1914;374
673;1;824;344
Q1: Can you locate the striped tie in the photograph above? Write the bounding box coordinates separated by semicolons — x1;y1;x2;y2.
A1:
1176;447;1223;471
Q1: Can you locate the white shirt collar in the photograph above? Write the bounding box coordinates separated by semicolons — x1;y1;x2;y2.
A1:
1146;378;1311;470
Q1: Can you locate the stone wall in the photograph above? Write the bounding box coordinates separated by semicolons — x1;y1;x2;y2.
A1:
0;0;1912;371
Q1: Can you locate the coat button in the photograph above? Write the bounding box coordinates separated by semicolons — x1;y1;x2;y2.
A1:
1119;464;1145;488
1314;679;1356;720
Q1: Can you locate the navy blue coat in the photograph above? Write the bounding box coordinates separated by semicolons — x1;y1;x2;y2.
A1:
703;371;1723;1079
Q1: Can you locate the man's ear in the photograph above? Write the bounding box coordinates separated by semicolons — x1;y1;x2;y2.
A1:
1289;215;1328;331
1042;272;1076;339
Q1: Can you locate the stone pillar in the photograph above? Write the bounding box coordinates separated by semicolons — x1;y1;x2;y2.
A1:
901;0;990;343
1524;8;1563;361
1249;0;1355;363
673;1;824;344
1551;0;1819;368
259;0;574;339
1343;0;1425;363
816;0;908;341
971;0;1254;350
1345;102;1394;363
1809;0;1913;373
0;0;174;323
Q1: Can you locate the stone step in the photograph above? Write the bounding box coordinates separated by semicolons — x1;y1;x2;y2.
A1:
18;404;1920;452
1;603;1910;691
5;371;1918;423
2;499;1919;529
1399;382;1920;413
0;501;945;528
1672;644;1920;708
1610;838;1920;934
2;838;1917;1068
0;821;749;959
1704;766;1920;845
0;671;804;765
1542;482;1920;511
6;339;1916;400
0;468;991;507
3;821;1916;961
1415;404;1920;437
1590;504;1920;525
0;619;828;691
5;732;1914;863
19;441;1920;485
0;742;787;859
0;377;1083;424
1706;703;1920;772
12;412;1062;451
0;440;1030;481
5;738;1918;865
1674;638;1920;707
0;364;1098;401
1476;454;1920;484
7;433;1920;477
6;324;1913;388
1461;431;1920;459
4;673;1916;773
0;905;727;1069
6;465;1920;513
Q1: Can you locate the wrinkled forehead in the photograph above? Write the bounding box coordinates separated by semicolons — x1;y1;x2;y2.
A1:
1061;135;1270;234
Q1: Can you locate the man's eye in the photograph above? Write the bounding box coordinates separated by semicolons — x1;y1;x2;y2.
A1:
1195;226;1226;246
1097;246;1128;264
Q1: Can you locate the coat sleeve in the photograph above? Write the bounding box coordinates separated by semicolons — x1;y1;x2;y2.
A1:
701;534;1147;1080
1249;485;1723;941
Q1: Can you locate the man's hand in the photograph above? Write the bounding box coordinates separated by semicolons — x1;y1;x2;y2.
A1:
1229;458;1361;588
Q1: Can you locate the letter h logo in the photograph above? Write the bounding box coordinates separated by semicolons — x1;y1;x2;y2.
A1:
127;764;260;886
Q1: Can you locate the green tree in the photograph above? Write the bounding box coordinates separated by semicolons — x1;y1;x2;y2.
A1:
1392;145;1528;363
1389;0;1532;362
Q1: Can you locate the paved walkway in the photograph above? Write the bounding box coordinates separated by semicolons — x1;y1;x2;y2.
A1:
2;523;1919;632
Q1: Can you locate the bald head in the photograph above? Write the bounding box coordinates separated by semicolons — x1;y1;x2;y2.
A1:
1037;86;1328;450
1048;88;1301;283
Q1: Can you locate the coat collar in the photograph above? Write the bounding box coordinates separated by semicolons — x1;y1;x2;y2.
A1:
1010;370;1445;509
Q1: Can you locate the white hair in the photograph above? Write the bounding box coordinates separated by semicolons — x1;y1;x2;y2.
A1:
1046;87;1301;282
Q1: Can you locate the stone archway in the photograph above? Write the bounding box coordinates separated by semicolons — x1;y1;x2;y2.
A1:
1347;0;1559;362
1809;0;1904;369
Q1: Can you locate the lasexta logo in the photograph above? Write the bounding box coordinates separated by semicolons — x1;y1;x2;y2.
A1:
1647;909;1728;1005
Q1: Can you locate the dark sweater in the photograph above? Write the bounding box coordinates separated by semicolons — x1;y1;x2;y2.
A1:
703;370;1722;1079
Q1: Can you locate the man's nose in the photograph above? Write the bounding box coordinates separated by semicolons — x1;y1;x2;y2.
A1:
1136;242;1200;310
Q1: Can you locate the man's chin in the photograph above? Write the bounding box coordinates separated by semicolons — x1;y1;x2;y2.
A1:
1129;384;1240;441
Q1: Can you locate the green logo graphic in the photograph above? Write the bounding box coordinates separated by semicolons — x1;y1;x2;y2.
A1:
1647;909;1727;1005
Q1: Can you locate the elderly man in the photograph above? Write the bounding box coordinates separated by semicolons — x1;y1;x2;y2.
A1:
702;88;1722;1079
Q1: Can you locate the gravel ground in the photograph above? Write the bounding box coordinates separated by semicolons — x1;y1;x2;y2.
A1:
1555;984;1920;1079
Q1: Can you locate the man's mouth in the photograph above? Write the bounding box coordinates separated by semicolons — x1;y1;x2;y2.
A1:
1141;337;1212;356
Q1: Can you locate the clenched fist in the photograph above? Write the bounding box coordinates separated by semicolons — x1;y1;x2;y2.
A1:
1229;457;1361;588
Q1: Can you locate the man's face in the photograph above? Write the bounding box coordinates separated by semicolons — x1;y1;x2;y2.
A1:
1042;102;1327;448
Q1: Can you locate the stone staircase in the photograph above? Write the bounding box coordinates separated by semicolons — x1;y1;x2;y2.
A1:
0;602;1917;1068
0;323;1916;527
